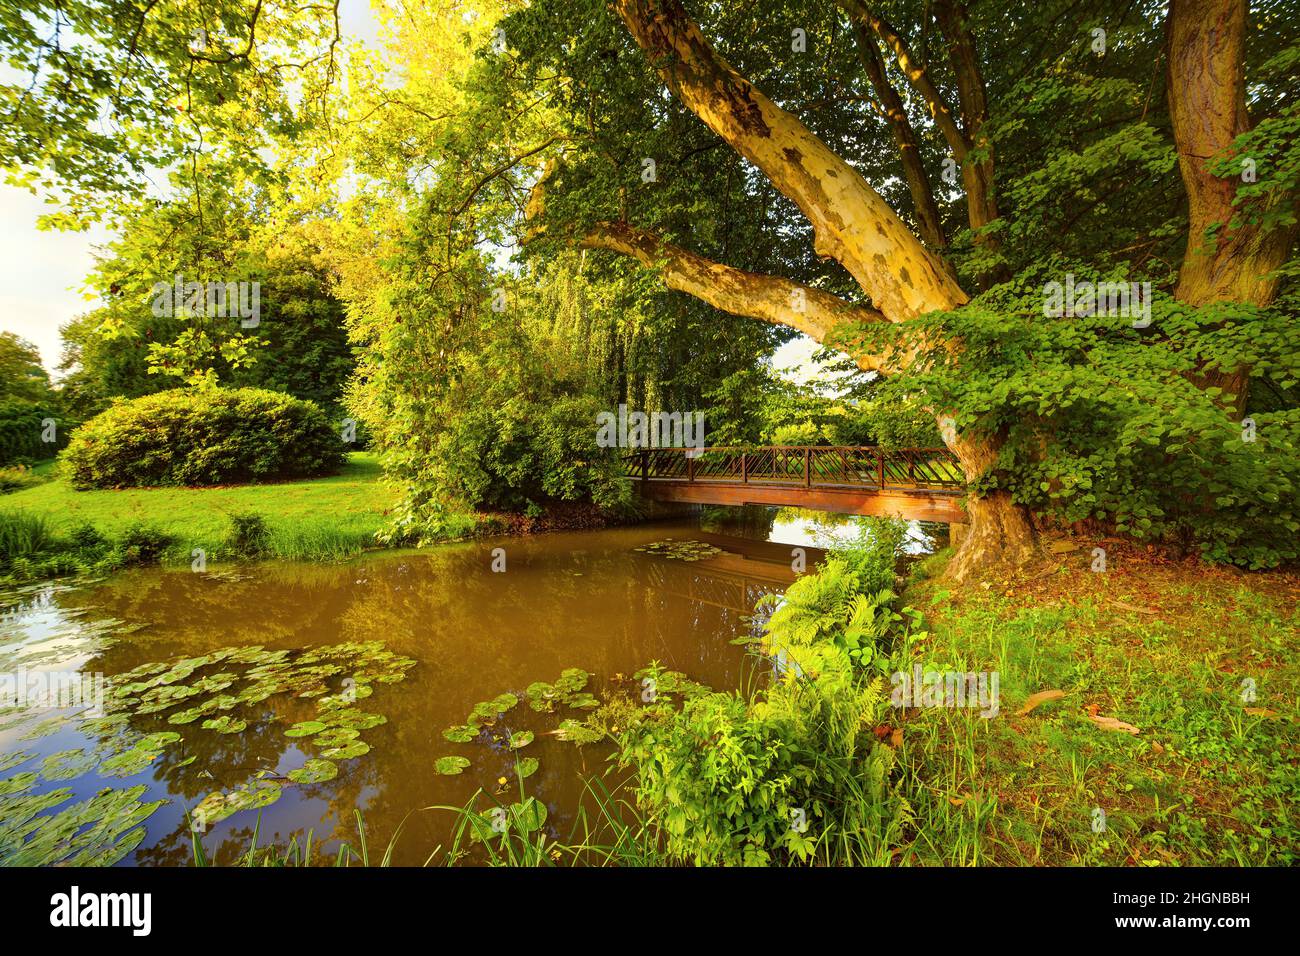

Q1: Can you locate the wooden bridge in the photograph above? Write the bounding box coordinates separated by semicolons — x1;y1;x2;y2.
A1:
625;446;967;523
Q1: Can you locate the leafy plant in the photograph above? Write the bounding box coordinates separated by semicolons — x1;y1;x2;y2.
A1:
61;387;345;489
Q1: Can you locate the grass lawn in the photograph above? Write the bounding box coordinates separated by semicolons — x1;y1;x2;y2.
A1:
895;544;1299;865
2;452;399;562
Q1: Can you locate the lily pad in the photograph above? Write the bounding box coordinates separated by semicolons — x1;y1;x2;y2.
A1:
0;751;33;774
287;759;338;784
38;749;98;782
435;756;471;776
442;724;477;743
509;731;534;749
284;720;327;738
321;741;370;760
201;716;247;734
0;772;38;796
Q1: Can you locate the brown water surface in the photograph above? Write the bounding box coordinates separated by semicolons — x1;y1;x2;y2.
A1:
0;518;827;865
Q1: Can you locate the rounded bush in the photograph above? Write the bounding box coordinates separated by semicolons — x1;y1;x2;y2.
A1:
62;388;346;489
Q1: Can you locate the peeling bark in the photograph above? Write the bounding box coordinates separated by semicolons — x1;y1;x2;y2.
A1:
612;0;965;322
851;21;949;252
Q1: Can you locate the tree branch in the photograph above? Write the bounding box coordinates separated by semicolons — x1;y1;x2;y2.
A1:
579;221;899;372
611;0;965;322
850;20;948;251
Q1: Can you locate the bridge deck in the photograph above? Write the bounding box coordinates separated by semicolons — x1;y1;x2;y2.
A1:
625;446;967;524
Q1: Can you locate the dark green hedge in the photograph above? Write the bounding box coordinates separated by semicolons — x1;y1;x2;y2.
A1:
62;388;346;489
0;399;70;466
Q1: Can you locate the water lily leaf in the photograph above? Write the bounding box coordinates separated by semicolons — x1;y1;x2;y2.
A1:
321;741;370;760
325;710;386;731
18;716;68;740
509;731;534;750
435;756;471;775
508;797;547;833
287;759;338;784
201;716;247;734
515;757;539;780
0;751;33;774
79;714;129;736
442;724;477;743
2;785;163;867
0;772;38;796
191;779;281;828
38;749;98;782
284;720;327;738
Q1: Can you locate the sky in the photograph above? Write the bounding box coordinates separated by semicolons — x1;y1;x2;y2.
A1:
0;0;834;385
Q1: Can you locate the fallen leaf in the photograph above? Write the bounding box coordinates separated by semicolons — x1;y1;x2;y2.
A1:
1088;713;1140;734
1111;600;1157;615
1243;708;1281;719
1017;689;1066;716
890;727;903;748
1151;741;1165;753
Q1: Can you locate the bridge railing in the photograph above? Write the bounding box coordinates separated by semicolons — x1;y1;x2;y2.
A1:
623;446;964;492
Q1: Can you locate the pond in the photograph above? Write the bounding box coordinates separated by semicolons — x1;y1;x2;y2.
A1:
2;512;935;866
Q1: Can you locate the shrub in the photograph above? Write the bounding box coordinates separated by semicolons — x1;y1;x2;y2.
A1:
116;524;174;564
0;511;54;567
61;388;346;489
68;522;106;550
0;464;43;494
227;512;270;557
0;399;69;466
616;518;919;866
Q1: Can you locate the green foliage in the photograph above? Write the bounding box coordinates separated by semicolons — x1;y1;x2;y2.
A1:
0;511;54;566
0;332;53;404
349;251;631;539
0;400;66;465
62;195;354;419
835;265;1300;568
61;387;345;489
0;464;43;494
617;519;916;866
226;512;270;557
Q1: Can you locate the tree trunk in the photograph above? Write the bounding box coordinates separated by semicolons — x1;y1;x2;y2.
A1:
937;416;1037;580
607;0;1036;578
1167;0;1299;415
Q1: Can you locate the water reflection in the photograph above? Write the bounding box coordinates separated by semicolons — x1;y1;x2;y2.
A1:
0;519;822;866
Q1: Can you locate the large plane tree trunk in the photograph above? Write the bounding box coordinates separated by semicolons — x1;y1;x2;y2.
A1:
1168;0;1299;416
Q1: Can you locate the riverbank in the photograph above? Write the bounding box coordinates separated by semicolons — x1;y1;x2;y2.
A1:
0;453;648;583
893;540;1298;865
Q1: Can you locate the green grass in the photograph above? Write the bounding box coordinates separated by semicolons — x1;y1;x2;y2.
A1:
2;452;397;566
892;546;1299;866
